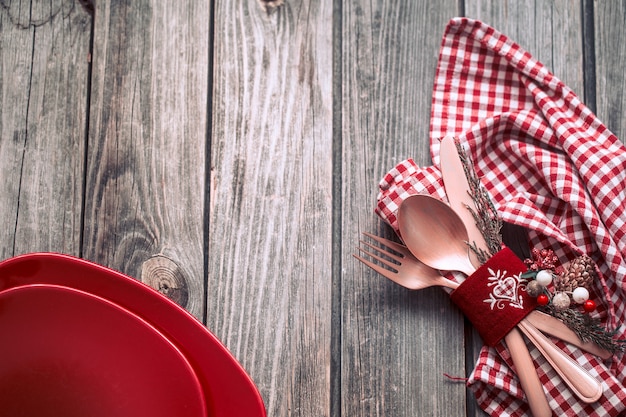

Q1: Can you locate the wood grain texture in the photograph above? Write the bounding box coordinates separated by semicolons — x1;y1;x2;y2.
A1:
83;0;209;319
341;2;471;416
0;0;91;259
209;1;333;416
593;0;626;141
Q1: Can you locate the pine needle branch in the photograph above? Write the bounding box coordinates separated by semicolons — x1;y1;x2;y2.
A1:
454;139;502;258
541;305;626;354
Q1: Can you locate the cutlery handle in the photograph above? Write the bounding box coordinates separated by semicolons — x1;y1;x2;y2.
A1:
518;319;603;403
504;328;552;417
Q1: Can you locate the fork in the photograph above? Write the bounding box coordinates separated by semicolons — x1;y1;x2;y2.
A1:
354;231;458;290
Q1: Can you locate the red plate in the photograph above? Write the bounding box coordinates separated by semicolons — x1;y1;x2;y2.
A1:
0;253;266;417
0;285;206;416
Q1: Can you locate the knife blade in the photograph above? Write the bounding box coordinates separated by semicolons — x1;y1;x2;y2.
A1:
438;136;488;268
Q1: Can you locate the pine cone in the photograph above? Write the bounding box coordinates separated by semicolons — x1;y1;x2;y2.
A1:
555;254;597;292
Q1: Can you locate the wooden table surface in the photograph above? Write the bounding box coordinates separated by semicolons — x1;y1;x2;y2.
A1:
2;1;625;415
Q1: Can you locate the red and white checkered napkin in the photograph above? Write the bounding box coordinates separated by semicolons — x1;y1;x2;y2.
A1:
375;18;626;416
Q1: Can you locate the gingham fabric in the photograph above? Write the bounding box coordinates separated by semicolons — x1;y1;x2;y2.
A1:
375;18;626;416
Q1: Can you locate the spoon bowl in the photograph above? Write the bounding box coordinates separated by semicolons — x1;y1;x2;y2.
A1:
397;194;475;275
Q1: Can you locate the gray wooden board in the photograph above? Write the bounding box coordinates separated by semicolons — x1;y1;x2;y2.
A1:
461;2;586;415
0;1;90;259
209;1;334;416
341;1;472;416
83;0;209;320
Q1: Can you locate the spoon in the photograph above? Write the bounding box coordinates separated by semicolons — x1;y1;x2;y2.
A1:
396;194;475;276
397;194;603;404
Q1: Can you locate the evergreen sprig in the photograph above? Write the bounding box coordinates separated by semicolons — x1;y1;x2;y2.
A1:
453;138;626;353
541;304;626;354
454;139;502;262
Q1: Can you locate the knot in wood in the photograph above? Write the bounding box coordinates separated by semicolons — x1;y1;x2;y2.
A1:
141;255;189;308
258;0;284;11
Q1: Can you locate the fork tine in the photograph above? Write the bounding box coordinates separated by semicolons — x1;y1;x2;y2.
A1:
356;231;457;291
356;246;400;271
362;231;410;256
358;239;404;264
352;253;397;280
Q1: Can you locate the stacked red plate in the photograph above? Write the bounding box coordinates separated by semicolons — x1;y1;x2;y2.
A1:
0;253;266;417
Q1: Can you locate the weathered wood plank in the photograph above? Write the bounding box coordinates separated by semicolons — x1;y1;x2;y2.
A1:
0;0;91;259
209;1;333;416
461;2;586;415
341;2;470;416
83;0;209;319
593;0;626;142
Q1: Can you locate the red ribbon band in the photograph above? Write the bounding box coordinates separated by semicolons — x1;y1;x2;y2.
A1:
450;246;537;346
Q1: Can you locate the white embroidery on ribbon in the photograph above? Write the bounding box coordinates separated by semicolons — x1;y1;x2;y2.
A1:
483;268;526;310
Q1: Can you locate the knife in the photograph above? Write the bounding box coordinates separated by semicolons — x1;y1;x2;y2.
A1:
440;136;603;411
439;136;551;416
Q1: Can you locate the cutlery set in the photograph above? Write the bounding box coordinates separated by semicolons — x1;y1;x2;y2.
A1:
354;136;608;416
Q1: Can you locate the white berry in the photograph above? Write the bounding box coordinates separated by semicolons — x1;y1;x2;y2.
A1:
572;287;590;304
536;270;553;286
552;292;571;310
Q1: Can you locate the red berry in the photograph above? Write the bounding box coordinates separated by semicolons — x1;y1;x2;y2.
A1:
537;294;549;306
583;300;597;313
